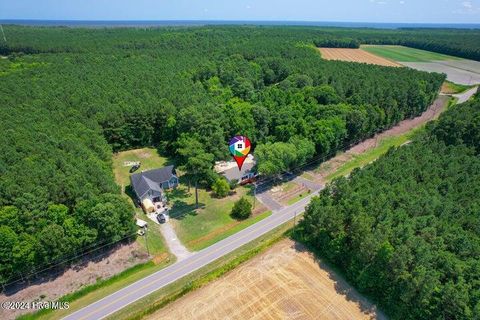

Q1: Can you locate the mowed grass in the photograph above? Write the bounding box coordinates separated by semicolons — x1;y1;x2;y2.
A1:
112;147;169;188
361;45;460;62
112;147;170;256
326;130;419;182
105;219;295;320
19;259;174;320
167;185;270;251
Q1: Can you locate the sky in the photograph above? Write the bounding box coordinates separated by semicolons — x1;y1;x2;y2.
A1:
0;0;479;23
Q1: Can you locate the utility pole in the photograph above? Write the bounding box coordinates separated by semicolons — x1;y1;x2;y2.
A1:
144;226;150;256
293;210;297;236
253;183;257;209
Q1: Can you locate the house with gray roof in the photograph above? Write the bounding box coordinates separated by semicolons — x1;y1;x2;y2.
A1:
130;165;178;203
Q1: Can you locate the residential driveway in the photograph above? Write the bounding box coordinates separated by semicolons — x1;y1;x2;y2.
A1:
62;190;321;320
159;222;192;260
255;187;284;212
293;176;323;191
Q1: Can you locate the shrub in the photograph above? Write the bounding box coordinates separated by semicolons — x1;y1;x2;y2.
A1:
231;197;252;220
229;179;239;190
212;178;230;198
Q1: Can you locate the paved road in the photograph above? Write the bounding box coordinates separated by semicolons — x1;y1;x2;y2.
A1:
63;190;321;320
453;86;478;104
63;88;480;320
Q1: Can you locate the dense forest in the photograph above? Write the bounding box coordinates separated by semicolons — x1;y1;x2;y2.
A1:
0;25;464;284
315;28;480;60
299;94;480;319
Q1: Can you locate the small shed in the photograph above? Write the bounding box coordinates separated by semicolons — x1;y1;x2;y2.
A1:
141;198;155;213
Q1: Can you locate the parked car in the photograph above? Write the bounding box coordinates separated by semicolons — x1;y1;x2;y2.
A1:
239;172;259;185
129;163;141;173
157;213;167;224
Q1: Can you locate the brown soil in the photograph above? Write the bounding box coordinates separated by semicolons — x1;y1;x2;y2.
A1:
319;48;402;67
269;183;307;203
148;239;386;320
441;82;457;94
0;242;149;320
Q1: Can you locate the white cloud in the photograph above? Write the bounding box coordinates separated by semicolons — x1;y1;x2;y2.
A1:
453;0;480;14
399;1;405;4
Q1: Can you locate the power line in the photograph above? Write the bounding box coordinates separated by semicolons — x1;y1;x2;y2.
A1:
0;25;6;43
2;230;138;289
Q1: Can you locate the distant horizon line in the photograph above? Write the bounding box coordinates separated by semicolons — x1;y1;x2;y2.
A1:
1;19;479;30
0;19;479;24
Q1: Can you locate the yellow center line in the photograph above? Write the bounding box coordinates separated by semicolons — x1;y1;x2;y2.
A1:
75;201;307;320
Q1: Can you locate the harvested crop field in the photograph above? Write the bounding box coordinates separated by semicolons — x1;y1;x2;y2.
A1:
318;48;401;67
149;239;385;320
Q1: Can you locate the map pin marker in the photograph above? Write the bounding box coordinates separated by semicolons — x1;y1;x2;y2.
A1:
229;136;251;171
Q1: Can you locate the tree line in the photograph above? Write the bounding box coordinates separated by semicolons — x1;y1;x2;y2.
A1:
299;95;480;319
0;25;454;284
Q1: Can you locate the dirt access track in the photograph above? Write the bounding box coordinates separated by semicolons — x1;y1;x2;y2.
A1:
318;48;401;67
149;239;386;320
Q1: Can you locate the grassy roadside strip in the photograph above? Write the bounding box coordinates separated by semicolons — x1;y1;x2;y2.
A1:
17;257;174;320
326;96;455;182
106;220;296;320
189;210;273;251
442;80;474;94
326;131;417;182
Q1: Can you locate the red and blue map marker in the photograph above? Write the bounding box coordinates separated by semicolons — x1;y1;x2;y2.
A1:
229;136;251;171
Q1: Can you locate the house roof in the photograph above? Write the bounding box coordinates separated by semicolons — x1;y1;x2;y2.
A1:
130;165;176;199
222;162;255;182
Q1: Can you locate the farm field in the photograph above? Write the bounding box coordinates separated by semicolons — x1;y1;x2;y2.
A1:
362;45;480;85
318;47;401;67
361;45;460;62
148;239;386;320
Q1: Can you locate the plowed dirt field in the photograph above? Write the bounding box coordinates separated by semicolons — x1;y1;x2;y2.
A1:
148;240;386;320
319;48;401;67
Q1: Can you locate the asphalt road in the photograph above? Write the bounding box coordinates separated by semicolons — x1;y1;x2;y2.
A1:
63;189;321;320
454;86;479;104
62;87;480;320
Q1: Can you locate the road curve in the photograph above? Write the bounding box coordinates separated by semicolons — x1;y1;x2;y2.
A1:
63;190;321;320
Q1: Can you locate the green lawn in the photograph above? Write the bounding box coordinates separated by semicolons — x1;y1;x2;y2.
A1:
19;259;173;320
361;45;460;62
112;147;169;188
112;148;170;256
136;209;169;256
167;185;270;251
286;191;311;205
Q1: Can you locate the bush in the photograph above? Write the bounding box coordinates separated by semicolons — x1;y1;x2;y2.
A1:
212;178;230;198
231;197;252;220
229;179;239;190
